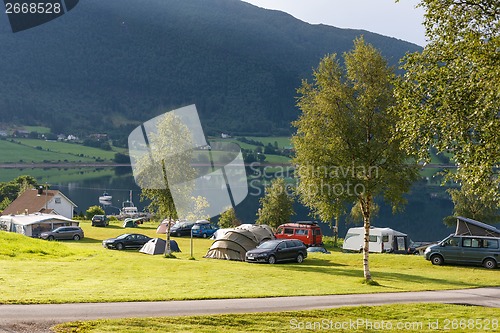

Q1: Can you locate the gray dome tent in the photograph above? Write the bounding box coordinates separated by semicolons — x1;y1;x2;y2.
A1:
140;238;181;255
204;224;274;261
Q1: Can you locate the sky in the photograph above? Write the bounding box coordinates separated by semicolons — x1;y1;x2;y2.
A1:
242;0;427;46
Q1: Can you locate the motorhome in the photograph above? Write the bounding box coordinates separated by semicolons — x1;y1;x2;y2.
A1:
275;221;323;247
342;227;408;254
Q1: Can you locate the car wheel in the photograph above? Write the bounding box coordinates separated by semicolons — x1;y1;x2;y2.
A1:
73;235;81;241
483;258;497;269
268;255;276;264
202;233;207;238
430;254;444;266
116;243;124;250
48;235;55;241
296;253;304;263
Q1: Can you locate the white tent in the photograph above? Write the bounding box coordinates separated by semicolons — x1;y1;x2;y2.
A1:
0;213;79;238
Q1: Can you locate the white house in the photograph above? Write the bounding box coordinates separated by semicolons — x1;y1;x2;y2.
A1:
2;188;77;219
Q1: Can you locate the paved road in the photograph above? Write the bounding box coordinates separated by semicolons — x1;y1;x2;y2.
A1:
1;287;499;332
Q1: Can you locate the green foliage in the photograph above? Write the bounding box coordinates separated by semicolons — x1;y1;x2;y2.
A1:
394;0;500;207
0;197;12;212
217;207;240;228
0;175;37;204
293;38;420;281
136;112;196;255
185;196;210;222
444;183;500;226
86;206;105;220
256;178;295;229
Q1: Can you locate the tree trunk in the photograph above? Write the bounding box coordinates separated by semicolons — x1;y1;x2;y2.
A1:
165;217;172;256
361;196;372;281
334;215;339;247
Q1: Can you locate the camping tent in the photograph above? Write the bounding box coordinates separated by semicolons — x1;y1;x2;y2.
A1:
139;238;181;255
204;224;275;261
455;216;500;237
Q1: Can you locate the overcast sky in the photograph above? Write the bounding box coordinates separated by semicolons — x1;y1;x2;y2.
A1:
242;0;427;46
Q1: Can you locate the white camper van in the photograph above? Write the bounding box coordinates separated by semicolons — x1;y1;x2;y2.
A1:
343;227;409;254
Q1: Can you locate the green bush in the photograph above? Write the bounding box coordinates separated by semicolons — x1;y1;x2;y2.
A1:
86;205;104;220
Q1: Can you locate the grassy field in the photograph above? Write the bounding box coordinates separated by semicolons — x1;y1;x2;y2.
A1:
0;140;98;164
245;136;291;148
54;303;500;333
0;222;498;305
17;139;117;161
0;167;117;183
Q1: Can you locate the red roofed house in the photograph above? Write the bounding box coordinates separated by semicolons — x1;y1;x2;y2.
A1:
2;188;77;219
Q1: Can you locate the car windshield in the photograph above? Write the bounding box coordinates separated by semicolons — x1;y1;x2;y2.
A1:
257;241;278;249
115;234;129;240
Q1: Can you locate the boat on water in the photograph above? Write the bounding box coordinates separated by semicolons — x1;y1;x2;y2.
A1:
99;192;112;201
120;191;139;217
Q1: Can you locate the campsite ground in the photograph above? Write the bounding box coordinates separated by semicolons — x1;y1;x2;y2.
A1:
0;221;499;305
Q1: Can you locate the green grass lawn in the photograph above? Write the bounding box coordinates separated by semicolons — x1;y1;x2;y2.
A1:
17;139;116;161
0;222;499;305
0;167;117;183
53;303;500;333
0;140;97;164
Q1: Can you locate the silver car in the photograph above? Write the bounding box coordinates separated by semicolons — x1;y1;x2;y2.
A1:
40;226;84;241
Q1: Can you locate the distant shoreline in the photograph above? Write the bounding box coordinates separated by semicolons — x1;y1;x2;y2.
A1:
0;163;457;169
0;163;131;169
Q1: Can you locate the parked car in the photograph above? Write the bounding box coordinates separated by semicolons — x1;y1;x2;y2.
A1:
245;239;307;264
424;234;500;269
307;246;331;254
91;215;109;227
170;221;195;237
102;233;151;250
191;221;218;238
275;221;323;247
40;226;84;241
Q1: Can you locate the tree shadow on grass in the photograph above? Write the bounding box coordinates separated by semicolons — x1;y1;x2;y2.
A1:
279;260;484;290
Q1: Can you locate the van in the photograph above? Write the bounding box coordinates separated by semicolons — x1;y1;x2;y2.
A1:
342;227;409;254
424;234;500;269
275;221;322;247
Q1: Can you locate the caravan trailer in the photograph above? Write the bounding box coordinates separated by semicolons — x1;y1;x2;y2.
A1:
343;227;409;254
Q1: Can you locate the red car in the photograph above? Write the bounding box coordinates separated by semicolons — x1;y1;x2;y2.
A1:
275;221;323;247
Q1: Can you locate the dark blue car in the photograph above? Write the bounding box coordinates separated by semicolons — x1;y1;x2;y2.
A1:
191;221;218;238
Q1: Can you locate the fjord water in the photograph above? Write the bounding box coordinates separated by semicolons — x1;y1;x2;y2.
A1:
7;167;454;242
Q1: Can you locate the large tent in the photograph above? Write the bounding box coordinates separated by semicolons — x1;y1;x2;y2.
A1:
139;238;181;255
455;216;500;237
204;224;274;261
0;213;79;238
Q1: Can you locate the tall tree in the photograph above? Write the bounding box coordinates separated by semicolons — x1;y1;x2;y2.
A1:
444;183;500;226
218;207;241;228
293;38;419;282
394;0;500;207
256;178;295;230
135;113;196;256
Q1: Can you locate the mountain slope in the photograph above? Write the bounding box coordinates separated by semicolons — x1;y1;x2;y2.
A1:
0;0;421;137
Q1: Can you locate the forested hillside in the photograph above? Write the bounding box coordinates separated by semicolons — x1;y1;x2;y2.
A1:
0;0;421;138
